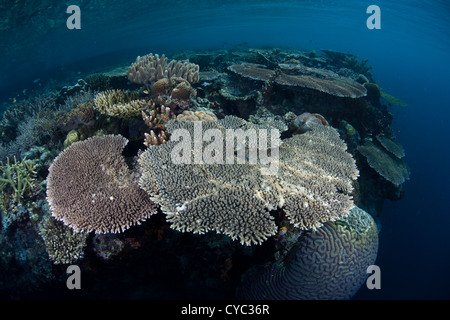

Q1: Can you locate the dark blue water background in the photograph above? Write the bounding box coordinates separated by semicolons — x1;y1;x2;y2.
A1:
1;0;449;299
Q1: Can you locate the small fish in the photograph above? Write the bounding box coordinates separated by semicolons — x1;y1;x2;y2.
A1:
201;82;211;87
33;78;40;83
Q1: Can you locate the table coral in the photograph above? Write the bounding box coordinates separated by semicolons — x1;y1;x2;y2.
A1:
138;116;358;245
46;135;158;234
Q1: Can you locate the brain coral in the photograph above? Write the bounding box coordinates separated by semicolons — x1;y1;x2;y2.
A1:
46;135;158;234
236;206;379;300
138;116;358;245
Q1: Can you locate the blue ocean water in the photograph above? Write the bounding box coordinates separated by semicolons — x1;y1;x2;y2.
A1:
0;0;449;300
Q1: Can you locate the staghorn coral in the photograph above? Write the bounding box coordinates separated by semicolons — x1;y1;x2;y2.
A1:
358;140;409;186
127;53;199;86
38;214;88;265
138;116;359;245
0;156;37;206
46;135;158;234
93;89;149;118
236;206;378;300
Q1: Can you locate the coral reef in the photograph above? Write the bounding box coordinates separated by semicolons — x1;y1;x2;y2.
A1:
0;46;409;299
138;116;358;245
236;206;378;300
46;135;158;233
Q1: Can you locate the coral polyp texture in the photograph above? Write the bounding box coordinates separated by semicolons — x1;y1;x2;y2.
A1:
138;116;359;245
46;135;158;234
236;206;379;300
127;53;200;86
228;62;367;98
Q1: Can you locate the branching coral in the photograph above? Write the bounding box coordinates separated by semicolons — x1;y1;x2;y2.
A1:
127;53;200;86
46;135;158;234
0;156;37;205
141;105;175;146
93;89;150;118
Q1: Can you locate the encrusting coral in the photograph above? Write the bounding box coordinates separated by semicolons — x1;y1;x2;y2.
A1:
138;115;359;245
46;135;158;234
236;206;378;300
